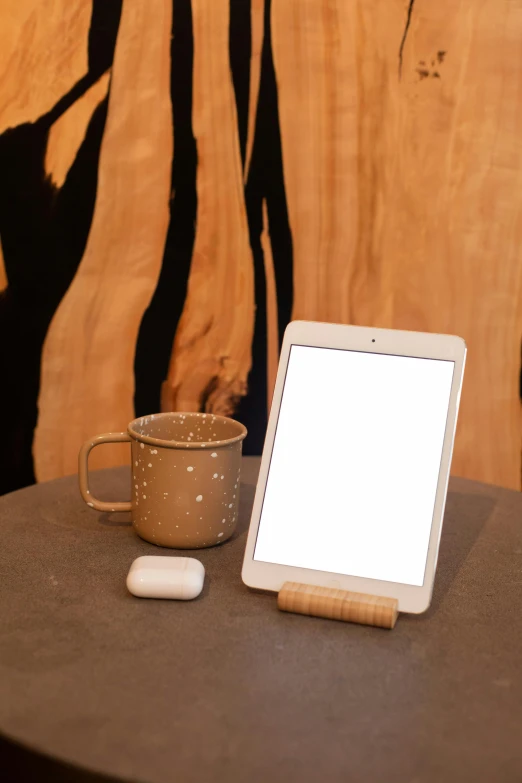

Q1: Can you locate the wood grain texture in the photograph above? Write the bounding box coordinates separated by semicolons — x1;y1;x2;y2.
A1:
163;0;255;417
34;0;173;481
389;0;522;489
0;237;6;292
278;582;399;629
272;0;359;322
350;0;522;488
0;0;91;133
244;0;265;181
274;0;522;488
261;200;279;407
45;71;110;188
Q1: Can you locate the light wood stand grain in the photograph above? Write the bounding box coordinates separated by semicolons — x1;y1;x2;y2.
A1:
278;582;399;629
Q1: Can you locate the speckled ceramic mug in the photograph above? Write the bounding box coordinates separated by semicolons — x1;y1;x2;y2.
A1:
79;412;247;548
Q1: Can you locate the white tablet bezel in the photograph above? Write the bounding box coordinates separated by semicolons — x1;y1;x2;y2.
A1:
242;320;466;614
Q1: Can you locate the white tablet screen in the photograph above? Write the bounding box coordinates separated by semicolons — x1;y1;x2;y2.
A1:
254;345;455;586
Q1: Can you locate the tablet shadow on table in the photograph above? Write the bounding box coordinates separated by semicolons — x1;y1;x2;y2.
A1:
426;488;496;616
235;482;257;539
0;733;122;783
231;482;495;611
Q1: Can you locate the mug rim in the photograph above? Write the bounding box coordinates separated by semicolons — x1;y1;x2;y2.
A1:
127;411;248;450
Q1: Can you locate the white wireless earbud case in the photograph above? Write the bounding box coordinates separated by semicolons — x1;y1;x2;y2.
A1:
127;556;205;600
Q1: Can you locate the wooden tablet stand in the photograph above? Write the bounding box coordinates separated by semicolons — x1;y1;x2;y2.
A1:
278;582;399;629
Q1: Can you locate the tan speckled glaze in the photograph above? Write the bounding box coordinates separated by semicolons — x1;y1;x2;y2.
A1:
79;412;247;549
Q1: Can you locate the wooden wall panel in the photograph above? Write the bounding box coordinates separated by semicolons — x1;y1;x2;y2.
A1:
346;1;404;330
350;0;522;488
274;0;522;488
33;0;173;480
162;0;255;417
0;0;91;133
390;0;522;488
272;0;360;323
45;71;110;188
1;0;520;490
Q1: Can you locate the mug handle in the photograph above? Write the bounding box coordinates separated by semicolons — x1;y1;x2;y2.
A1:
78;433;132;512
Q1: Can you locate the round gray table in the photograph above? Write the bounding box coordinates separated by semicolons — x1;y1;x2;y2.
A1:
1;457;521;783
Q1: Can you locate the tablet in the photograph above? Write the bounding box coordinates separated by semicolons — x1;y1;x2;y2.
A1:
242;321;466;613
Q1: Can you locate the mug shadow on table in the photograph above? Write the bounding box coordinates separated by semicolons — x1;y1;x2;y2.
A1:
423;489;496;617
97;512;132;528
